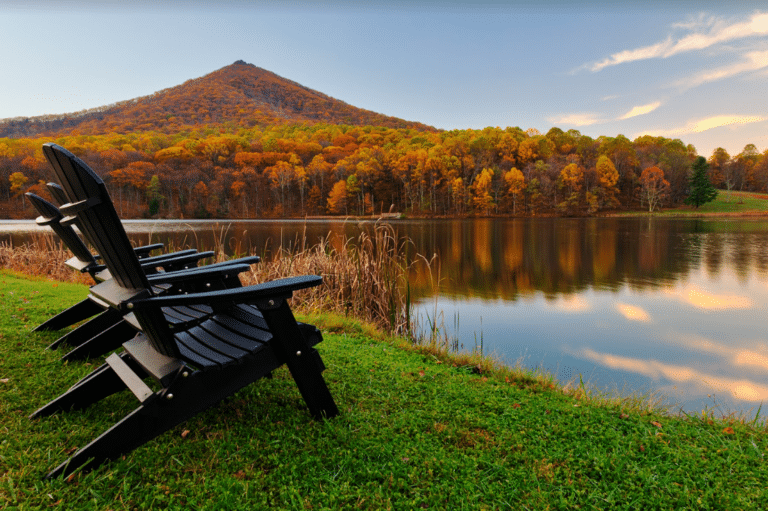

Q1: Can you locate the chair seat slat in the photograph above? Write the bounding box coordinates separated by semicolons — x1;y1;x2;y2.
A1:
174;331;232;366
212;316;272;344
195;319;267;353
185;325;249;361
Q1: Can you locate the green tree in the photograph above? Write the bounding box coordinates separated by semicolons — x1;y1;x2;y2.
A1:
146;174;165;217
684;156;717;208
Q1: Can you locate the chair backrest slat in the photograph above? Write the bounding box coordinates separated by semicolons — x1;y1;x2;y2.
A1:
46;182;68;207
43;144;148;291
25;192;96;266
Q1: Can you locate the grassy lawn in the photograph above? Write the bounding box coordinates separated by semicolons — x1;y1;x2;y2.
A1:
616;190;768;217
2;271;768;509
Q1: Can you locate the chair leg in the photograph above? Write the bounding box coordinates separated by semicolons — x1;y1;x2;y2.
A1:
61;320;137;362
30;354;148;418
47;308;122;351
260;301;339;420
44;352;280;479
45;399;167;479
33;298;103;332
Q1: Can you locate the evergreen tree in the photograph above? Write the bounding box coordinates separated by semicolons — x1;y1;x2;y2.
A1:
684;156;717;208
146;174;165;216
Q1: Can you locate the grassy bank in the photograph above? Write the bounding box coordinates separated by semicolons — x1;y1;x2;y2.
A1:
614;190;768;217
2;271;768;509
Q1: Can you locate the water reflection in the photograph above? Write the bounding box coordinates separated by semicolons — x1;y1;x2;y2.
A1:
4;216;768;417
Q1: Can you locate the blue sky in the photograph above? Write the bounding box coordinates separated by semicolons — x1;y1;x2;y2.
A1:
2;1;766;157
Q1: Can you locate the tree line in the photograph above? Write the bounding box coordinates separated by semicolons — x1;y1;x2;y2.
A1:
2;123;765;219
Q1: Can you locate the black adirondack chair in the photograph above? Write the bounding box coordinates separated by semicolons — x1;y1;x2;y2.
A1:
26;191;261;361
31;142;339;479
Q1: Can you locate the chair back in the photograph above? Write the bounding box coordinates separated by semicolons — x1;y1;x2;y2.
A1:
43;144;148;291
43;143;180;358
25;192;97;268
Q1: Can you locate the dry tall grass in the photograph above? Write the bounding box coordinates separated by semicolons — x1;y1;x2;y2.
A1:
1;223;417;335
0;233;93;285
240;222;415;335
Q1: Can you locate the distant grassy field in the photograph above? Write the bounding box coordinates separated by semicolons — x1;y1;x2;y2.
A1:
616;190;768;217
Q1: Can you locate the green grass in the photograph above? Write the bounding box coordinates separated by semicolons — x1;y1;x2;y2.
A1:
2;271;768;509
616;190;768;216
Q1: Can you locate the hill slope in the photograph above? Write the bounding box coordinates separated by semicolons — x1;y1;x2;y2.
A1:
0;61;433;137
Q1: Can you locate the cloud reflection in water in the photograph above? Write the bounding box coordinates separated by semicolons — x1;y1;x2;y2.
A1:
664;284;753;310
615;303;652;322
578;348;768;403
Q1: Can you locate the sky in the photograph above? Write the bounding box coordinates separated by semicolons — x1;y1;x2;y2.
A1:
2;1;767;158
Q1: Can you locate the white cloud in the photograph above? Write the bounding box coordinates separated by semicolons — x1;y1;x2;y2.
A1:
590;37;674;72
620;101;662;120
673;50;768;89
588;11;768;72
639;114;765;138
547;112;605;127
671;13;717;31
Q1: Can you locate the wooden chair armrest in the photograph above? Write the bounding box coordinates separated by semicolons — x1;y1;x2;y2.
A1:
127;275;322;310
145;258;259;284
35;215;60;227
137;249;200;264
133;243;165;258
59;197;102;217
139;251;214;271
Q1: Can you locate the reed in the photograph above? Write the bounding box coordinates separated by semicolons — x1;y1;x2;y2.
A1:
0;233;92;285
241;222;414;335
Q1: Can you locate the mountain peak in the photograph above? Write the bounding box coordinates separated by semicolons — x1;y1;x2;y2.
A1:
0;63;434;138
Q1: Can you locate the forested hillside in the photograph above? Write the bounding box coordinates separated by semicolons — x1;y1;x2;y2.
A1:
1;62;766;219
0;61;432;138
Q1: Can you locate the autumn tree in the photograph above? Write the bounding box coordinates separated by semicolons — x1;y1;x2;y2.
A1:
503;167;525;215
599;135;639;201
451;177;467;215
708;147;729;189
327;179;348;215
266;160;295;215
595;155;619;209
752;149;768;192
307;154;333;197
307;185;323;214
684;156;717;208
191;180;210;218
557;163;584;215
639;166;670;212
9;171;28;209
736;144;761;191
471;168;494;216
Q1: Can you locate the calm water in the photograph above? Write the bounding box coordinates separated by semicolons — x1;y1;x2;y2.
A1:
4;217;768;417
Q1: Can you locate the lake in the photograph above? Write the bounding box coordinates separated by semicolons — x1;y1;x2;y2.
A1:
3;216;768;418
